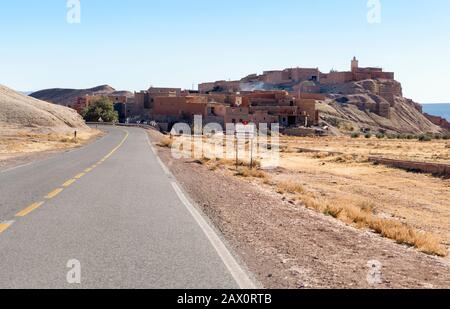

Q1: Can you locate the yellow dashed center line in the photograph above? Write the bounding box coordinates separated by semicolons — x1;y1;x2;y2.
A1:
45;188;64;199
16;202;44;217
0;129;130;237
62;179;76;187
0;221;14;234
74;172;85;179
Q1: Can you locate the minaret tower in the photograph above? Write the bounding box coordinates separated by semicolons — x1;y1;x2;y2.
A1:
351;56;359;73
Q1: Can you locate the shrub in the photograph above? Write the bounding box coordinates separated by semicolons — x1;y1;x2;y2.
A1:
339;122;355;132
276;181;305;194
442;133;450;140
157;136;173;148
386;134;396;139
82;97;119;123
365;133;372;139
293;193;447;257
376;133;385;139
418;134;432;142
235;167;267;179
351;133;360;138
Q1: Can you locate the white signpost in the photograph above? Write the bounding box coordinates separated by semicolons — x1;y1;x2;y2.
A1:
235;122;256;169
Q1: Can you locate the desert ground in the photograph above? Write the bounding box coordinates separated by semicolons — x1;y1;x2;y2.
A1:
277;136;450;248
0;84;102;169
0;128;102;169
150;130;450;288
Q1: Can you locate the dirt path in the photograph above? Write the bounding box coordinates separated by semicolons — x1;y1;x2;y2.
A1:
149;132;450;288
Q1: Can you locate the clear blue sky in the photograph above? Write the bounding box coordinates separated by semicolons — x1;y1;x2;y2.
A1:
0;0;449;103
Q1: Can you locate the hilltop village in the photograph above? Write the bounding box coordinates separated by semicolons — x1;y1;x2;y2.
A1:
33;58;449;135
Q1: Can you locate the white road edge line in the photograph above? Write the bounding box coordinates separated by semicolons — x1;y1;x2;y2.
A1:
146;130;256;289
0;162;33;174
171;182;256;289
1;220;15;227
146;134;171;176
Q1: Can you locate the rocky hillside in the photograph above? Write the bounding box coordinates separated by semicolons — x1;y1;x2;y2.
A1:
317;79;443;134
0;84;89;134
30;85;133;107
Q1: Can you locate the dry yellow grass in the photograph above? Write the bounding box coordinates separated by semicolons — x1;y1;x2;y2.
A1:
157;136;173;148
165;133;449;257
0;131;98;155
235;167;268;179
276;180;305;194
369;218;447;256
288;191;448;257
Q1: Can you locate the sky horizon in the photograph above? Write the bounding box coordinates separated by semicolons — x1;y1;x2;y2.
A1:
1;0;449;103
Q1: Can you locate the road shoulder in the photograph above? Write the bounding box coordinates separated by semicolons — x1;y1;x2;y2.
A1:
147;130;450;289
0;130;104;173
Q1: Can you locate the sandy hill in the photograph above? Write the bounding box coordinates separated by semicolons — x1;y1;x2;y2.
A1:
30;85;133;107
0;84;89;134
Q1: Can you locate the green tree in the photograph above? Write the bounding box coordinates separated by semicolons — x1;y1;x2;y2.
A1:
82;97;118;123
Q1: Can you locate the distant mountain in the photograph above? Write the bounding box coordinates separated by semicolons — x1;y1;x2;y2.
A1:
30;85;133;107
20;91;34;96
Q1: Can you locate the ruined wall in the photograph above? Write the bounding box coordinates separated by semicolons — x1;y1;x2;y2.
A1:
263;71;284;84
369;157;450;178
224;107;250;124
377;81;402;105
320;72;354;85
290;68;320;81
198;80;240;93
299;93;326;100
297;99;319;125
250;110;279;125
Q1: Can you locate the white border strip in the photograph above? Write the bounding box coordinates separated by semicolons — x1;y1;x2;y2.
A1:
171;182;256;289
146;134;171;176
145;131;256;289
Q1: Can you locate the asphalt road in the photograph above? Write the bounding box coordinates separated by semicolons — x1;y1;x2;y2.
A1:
0;126;251;289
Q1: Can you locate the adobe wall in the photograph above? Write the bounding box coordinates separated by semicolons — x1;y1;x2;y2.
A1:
299;93;326;100
369;157;450;178
290;68;320;81
320;72;354;85
263;71;284;84
250;110;279;125
153;97;208;119
297;99;318;125
224;107;251;124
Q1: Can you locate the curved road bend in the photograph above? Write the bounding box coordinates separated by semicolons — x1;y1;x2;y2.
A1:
0;126;251;289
